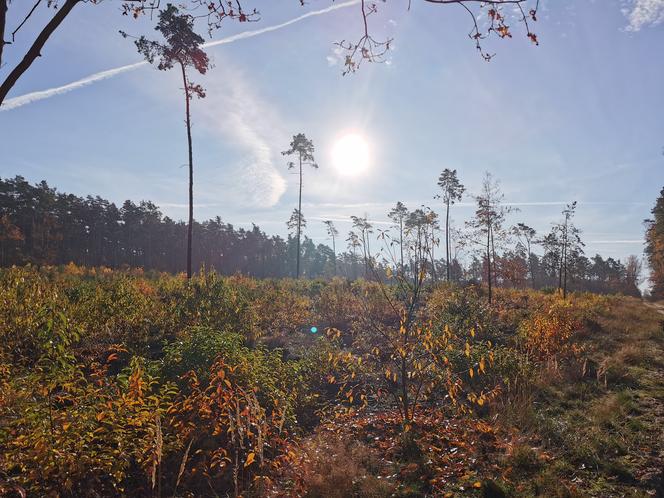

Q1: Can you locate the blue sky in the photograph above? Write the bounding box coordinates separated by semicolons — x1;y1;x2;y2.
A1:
1;0;663;271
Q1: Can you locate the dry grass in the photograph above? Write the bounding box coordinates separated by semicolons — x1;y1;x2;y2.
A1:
290;433;394;498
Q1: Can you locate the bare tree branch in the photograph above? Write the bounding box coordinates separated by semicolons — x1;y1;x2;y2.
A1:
11;0;42;43
339;0;540;73
0;0;81;105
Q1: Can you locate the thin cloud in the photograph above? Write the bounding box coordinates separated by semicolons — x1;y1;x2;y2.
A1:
0;0;361;112
195;63;288;208
624;0;664;30
158;202;225;208
589;240;645;244
309;216;392;226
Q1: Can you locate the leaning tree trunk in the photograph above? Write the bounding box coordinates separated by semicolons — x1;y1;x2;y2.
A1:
0;0;80;105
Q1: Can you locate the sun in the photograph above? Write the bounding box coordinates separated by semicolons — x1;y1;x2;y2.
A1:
332;133;370;176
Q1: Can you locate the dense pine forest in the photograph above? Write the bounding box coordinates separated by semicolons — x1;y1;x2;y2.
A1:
0;176;644;297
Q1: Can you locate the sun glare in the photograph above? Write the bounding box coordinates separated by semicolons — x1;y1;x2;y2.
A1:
332;133;370;176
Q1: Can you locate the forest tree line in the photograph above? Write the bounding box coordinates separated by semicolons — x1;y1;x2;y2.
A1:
0;175;643;296
645;186;664;300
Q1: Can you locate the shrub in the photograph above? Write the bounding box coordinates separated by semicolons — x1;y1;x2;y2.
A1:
162;326;303;425
274;432;394;498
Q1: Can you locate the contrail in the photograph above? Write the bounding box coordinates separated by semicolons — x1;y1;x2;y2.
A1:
0;62;148;111
0;0;360;112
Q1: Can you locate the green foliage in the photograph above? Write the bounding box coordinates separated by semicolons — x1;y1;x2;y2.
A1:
162;326;303;423
0;266;657;497
427;285;498;339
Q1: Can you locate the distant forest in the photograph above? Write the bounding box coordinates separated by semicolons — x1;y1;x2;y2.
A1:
0;176;642;296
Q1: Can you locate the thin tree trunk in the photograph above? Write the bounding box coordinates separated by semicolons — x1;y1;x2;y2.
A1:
445;198;450;281
487;223;492;304
563;250;568;298
491;226;497;288
365;230;371;278
180;63;194;279
557;240;564;293
528;243;535;289
362;232;368;277
399;218;404;273
562;236;568;299
296;155;302;278
430;224;437;282
401;351;409;421
558;259;563;292
0;0;7;70
352;247;357;280
0;0;80;105
331;233;336;276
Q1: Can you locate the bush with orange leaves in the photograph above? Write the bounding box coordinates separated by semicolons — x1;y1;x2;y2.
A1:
517;295;604;361
0;314;177;496
166;358;292;497
518;299;579;360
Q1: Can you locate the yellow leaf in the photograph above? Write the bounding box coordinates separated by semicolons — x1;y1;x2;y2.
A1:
473;481;482;488
244;452;255;468
469;367;474;378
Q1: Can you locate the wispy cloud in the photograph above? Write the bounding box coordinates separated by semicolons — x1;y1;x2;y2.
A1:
589;239;645;244
310;216;392;226
326;46;344;67
0;0;361;112
194;62;288;208
158;202;225;208
1;0;363;209
623;0;664;30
